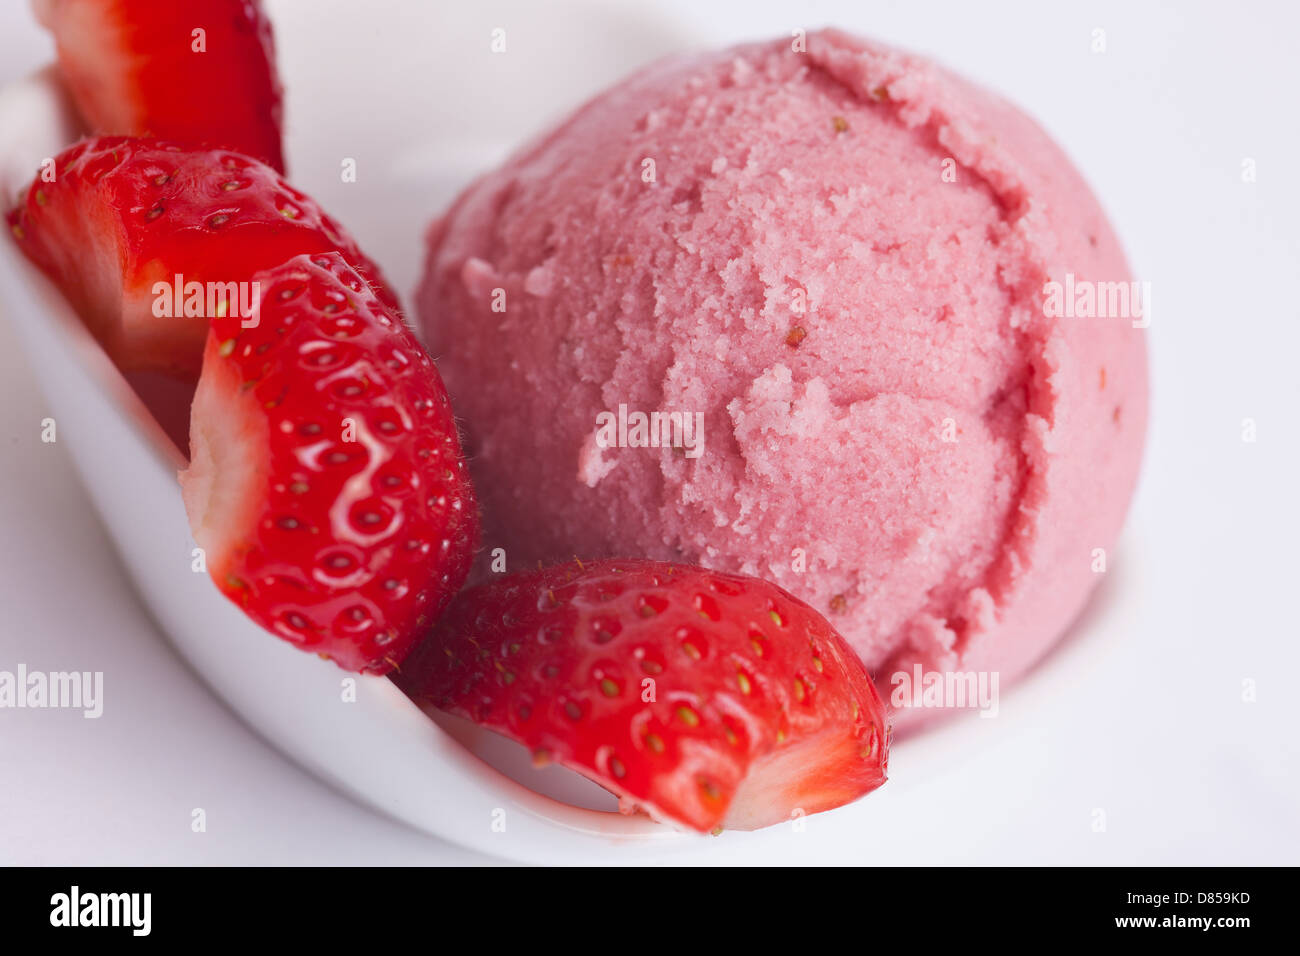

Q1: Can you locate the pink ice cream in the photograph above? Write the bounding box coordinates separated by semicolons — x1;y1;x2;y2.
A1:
417;29;1147;722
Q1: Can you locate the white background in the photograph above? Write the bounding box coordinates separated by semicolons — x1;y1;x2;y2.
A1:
1;0;1297;865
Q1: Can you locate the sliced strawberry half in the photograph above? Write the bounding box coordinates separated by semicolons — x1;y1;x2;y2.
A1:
393;559;890;831
8;137;398;384
34;0;286;171
180;252;478;674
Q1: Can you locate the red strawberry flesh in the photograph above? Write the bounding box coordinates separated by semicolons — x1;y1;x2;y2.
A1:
8;138;398;382
180;252;478;674
35;0;286;171
393;559;889;831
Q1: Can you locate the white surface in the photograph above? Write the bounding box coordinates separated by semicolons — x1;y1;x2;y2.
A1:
1;0;1298;865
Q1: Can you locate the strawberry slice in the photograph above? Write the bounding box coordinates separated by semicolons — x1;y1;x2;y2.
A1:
393;559;889;831
34;0;286;171
8;138;397;383
181;252;478;673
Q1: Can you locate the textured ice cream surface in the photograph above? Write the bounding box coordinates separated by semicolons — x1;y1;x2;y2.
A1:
418;29;1147;723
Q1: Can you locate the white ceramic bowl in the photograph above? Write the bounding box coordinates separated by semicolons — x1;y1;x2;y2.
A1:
0;3;1147;866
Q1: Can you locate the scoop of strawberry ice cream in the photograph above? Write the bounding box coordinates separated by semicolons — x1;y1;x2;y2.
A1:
417;29;1147;723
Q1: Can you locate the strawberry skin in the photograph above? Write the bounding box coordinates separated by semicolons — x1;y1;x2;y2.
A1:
8;137;398;381
35;0;286;171
180;252;478;674
393;559;889;831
